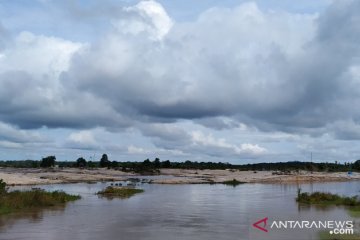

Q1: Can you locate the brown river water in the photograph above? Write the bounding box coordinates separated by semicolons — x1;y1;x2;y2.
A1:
0;181;359;240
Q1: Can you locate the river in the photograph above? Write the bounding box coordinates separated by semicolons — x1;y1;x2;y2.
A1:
0;181;359;240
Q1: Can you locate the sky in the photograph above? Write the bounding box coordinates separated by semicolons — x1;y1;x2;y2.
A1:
0;0;359;163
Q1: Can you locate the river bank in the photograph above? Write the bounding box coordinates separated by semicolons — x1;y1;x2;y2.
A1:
0;167;359;185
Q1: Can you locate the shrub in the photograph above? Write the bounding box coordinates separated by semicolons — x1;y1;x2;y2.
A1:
296;191;360;206
0;188;80;215
97;186;144;198
0;179;7;195
40;156;56;168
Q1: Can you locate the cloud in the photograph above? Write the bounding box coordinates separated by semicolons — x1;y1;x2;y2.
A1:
0;22;9;50
3;1;319;132
0;31;82;77
0;31;133;129
0;141;23;149
127;145;184;156
195;117;246;130
330;120;360;140
1;0;360;162
65;130;98;150
136;121;266;159
190;131;267;157
0;121;48;151
139;123;190;142
0;121;47;143
66;1;318;127
113;0;173;41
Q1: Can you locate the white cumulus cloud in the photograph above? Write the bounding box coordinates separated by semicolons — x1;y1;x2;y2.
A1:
113;0;173;41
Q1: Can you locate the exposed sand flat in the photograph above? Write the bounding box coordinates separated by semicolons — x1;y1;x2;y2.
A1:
156;169;360;184
0;167;359;185
0;168;133;185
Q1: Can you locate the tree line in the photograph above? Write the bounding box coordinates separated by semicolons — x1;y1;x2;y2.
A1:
0;155;359;173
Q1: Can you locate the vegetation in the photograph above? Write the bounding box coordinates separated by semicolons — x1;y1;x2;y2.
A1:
222;179;245;186
296;189;360;217
100;154;110;168
354;160;360;171
97;186;144;199
0;179;80;215
0;160;40;168
297;190;360;231
237;161;358;172
76;157;87;168
296;190;360;206
0;179;7;195
348;206;360;218
1;156;360;174
40;156;56;168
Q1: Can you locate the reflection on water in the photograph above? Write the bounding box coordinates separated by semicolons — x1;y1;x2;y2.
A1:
0;181;359;240
298;203;339;212
0;205;66;231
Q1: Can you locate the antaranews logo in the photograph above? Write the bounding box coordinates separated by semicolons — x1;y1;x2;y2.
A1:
253;217;268;232
252;217;354;235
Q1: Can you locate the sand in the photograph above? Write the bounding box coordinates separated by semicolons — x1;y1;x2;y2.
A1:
156;169;360;184
0;168;133;185
1;167;359;185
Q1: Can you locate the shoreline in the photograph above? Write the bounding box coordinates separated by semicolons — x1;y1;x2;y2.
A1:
1;167;360;186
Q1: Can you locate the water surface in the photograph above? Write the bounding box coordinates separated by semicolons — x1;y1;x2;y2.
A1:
0;181;359;240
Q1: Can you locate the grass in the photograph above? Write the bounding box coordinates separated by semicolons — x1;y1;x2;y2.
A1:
296;191;360;206
222;179;245;187
97;186;144;198
319;231;360;240
296;190;360;219
0;189;81;215
348;206;360;218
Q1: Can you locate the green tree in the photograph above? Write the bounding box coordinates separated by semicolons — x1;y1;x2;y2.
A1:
100;154;110;168
354;160;360;171
143;159;151;167
40;156;56;168
162;160;171;168
153;158;161;168
76;157;87;168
